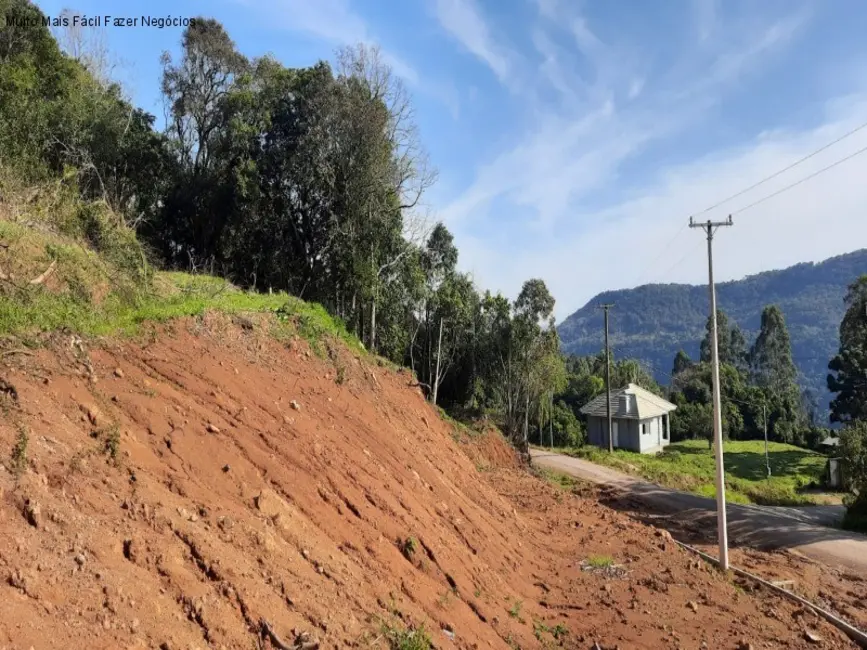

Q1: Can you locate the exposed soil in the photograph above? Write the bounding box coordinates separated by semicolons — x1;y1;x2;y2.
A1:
0;313;860;649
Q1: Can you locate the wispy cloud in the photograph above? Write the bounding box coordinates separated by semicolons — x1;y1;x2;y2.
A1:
433;0;512;85
266;0;368;45
438;2;828;317
244;0;461;116
693;0;718;43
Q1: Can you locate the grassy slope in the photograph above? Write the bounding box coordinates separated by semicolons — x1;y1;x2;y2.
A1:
0;206;361;354
564;439;829;506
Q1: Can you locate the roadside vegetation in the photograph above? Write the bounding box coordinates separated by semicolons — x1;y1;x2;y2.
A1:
565;440;828;506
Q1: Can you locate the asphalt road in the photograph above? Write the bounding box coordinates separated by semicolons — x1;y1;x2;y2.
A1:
530;448;867;573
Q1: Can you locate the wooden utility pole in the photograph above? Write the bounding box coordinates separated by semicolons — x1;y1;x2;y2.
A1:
689;214;733;571
599;303;614;453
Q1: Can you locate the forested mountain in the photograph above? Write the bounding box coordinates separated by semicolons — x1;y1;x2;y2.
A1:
557;250;867;420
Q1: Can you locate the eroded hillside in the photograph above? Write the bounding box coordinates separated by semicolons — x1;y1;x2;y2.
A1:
0;314;858;649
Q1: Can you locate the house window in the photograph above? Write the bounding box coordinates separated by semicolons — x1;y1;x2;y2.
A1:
641;423;647;434
663;416;669;440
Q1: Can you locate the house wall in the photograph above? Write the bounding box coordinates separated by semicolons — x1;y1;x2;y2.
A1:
586;414;673;454
587;416;640;452
637;415;672;453
587;416;605;448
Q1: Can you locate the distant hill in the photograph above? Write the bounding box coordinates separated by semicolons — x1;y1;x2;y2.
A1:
557;249;867;420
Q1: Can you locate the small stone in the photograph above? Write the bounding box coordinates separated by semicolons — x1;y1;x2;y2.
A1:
207;423;220;434
114;368;124;378
736;641;754;650
222;464;230;473
23;500;41;528
74;553;86;566
290;400;301;411
804;630;823;644
687;600;698;612
85;404;103;427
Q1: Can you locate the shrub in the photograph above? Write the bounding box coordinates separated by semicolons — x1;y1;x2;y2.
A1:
839;421;867;523
383;623;432;650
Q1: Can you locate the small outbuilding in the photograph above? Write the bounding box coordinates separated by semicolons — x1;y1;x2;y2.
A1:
580;383;677;454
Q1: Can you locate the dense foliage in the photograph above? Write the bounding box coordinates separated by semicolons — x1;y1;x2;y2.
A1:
0;1;566;450
839;421;867;530
666;307;822;448
827;276;867;424
558;250;867;421
827;277;867;529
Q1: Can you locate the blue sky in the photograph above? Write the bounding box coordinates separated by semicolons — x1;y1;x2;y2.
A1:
34;0;867;320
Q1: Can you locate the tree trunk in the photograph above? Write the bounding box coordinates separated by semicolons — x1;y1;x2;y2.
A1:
370;298;377;354
432;317;444;405
549;391;554;448
523;387;530;457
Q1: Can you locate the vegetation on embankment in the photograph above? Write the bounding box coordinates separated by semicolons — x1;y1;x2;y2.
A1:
0;172;361;352
562;439;829;506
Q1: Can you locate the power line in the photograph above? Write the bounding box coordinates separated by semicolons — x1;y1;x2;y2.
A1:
732;142;867;216
650;239;704;284
631;223;688;288
694;119;867;218
631;118;867;287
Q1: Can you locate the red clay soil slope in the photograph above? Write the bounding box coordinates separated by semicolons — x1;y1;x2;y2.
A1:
0;313;858;649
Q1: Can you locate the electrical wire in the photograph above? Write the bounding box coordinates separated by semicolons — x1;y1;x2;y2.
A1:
631;118;867;286
732;142;867;216
695;119;867;218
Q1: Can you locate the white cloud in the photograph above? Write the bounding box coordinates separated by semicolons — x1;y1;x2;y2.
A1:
244;0;461;116
436;3;857;321
693;0;718;43
266;0;368;45
454;96;867;321
433;0;512;84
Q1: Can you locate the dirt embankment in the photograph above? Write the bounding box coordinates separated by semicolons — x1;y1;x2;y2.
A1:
0;314;859;649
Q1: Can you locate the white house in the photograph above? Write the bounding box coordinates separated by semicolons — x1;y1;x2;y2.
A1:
580;383;677;454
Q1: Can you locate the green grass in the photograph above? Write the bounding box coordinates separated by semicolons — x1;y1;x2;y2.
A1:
382;623;432;650
0;266;364;355
564;439;828;506
507;599;523;621
1;206;363;357
537;468;581;491
585;554;614;569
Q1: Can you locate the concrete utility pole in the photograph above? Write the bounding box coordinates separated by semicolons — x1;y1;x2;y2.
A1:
689;214;733;571
599;303;615;453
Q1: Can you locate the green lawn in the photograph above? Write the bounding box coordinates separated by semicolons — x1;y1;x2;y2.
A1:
564;439;830;506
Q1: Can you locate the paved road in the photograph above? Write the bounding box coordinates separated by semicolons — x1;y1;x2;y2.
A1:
531;449;867;573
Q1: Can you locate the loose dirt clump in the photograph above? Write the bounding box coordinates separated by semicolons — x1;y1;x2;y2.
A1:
0;313;859;649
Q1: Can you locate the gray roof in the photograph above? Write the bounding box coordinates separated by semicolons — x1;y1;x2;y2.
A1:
580;383;677;419
820;436;840;447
